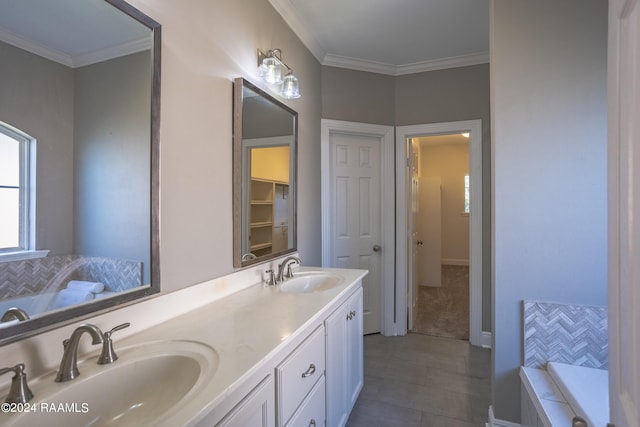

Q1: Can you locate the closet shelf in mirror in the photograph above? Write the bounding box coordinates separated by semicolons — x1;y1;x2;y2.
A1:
251;222;274;228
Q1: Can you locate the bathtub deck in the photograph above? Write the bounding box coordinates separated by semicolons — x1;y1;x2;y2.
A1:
547;362;609;427
520;366;575;426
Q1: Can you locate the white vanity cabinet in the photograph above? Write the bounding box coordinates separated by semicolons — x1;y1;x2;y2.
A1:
325;287;364;427
204;278;365;427
276;325;326;426
216;376;275;427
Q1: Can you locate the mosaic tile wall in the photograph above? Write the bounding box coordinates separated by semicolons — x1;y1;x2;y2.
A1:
0;255;142;299
523;300;608;369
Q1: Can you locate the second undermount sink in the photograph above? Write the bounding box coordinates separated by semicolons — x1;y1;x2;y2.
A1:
0;340;218;427
279;271;344;293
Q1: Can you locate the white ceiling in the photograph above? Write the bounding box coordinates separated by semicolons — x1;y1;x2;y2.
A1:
268;0;490;75
0;0;151;68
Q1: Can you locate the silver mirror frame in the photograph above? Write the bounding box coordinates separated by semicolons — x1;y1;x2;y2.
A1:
0;0;161;345
233;78;297;268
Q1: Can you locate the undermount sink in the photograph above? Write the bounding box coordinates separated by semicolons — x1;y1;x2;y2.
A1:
0;340;218;427
279;271;344;293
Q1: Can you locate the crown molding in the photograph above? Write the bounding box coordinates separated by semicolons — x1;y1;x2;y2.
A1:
0;28;74;67
322;54;398;75
71;37;152;68
268;1;489;76
0;28;151;68
323;51;490;76
267;0;326;63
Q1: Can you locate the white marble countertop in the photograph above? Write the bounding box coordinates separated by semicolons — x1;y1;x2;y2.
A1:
0;266;367;427
110;267;367;426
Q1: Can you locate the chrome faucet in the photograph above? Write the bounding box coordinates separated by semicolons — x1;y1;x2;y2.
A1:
0;364;33;403
277;256;301;282
1;307;30;322
55;323;104;382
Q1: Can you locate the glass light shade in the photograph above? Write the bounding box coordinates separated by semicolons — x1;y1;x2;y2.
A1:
261;57;282;84
280;73;301;99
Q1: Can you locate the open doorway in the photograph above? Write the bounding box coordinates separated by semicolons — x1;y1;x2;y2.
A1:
411;134;471;340
395;120;485;346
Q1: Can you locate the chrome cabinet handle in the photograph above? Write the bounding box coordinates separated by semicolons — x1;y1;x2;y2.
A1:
301;363;316;378
350;310;356;317
309;420;316;427
373;244;381;252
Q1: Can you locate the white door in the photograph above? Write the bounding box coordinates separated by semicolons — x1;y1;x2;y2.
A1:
419;176;442;288
328;132;381;335
608;0;640;425
321;120;394;336
408;139;420;330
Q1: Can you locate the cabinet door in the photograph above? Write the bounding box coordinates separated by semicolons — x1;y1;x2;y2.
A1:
217;375;275;427
325;287;364;427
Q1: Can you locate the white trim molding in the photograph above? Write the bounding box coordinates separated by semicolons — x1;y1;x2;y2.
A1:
323;51;489;76
320;120;396;336
488;406;522;427
396;120;485;346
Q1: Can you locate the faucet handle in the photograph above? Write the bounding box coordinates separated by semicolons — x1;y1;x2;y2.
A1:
98;322;130;365
0;363;34;403
265;269;277;286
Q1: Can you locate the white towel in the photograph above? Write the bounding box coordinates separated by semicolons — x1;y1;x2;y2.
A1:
53;289;94;309
94;291;117;299
66;280;105;294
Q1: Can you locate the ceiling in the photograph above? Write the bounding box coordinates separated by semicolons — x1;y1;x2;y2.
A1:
0;0;151;68
268;0;490;75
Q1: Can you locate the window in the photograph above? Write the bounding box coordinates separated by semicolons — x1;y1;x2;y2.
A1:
0;122;34;254
464;174;470;214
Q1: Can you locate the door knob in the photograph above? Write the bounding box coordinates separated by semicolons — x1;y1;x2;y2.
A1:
417;240;424;246
373;244;381;252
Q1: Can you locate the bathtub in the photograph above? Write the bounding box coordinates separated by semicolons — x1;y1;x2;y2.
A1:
0;290;98;327
547;362;609;427
520;363;609;427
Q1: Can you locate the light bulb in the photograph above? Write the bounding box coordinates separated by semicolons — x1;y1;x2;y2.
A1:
280;73;300;99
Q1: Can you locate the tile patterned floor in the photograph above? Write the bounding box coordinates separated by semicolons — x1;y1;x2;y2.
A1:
346;333;491;427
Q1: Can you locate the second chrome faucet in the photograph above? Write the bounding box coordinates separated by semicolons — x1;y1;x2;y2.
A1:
266;256;301;286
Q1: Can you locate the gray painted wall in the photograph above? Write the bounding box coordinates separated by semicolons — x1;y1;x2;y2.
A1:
321;63;492;332
74;52;152;283
491;0;608;422
321;67;395;125
0;41;75;256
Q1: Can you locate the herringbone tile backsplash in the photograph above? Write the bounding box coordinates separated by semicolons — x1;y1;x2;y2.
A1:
523;300;608;369
0;255;142;299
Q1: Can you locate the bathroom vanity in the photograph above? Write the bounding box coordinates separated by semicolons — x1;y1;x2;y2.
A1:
0;266;366;427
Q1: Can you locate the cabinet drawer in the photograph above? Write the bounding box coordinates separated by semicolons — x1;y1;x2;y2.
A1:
286;375;325;427
277;325;326;425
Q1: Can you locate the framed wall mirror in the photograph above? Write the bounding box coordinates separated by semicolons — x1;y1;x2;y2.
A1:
0;0;161;343
233;78;297;268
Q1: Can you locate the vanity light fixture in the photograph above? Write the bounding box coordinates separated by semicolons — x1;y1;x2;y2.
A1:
257;49;301;99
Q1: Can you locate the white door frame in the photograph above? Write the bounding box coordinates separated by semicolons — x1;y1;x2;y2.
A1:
608;0;640;423
396;120;485;346
321;119;396;336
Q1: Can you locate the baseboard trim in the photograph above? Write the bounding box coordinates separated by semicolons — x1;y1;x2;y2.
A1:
481;331;492;348
441;258;469;266
488;406;521;427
